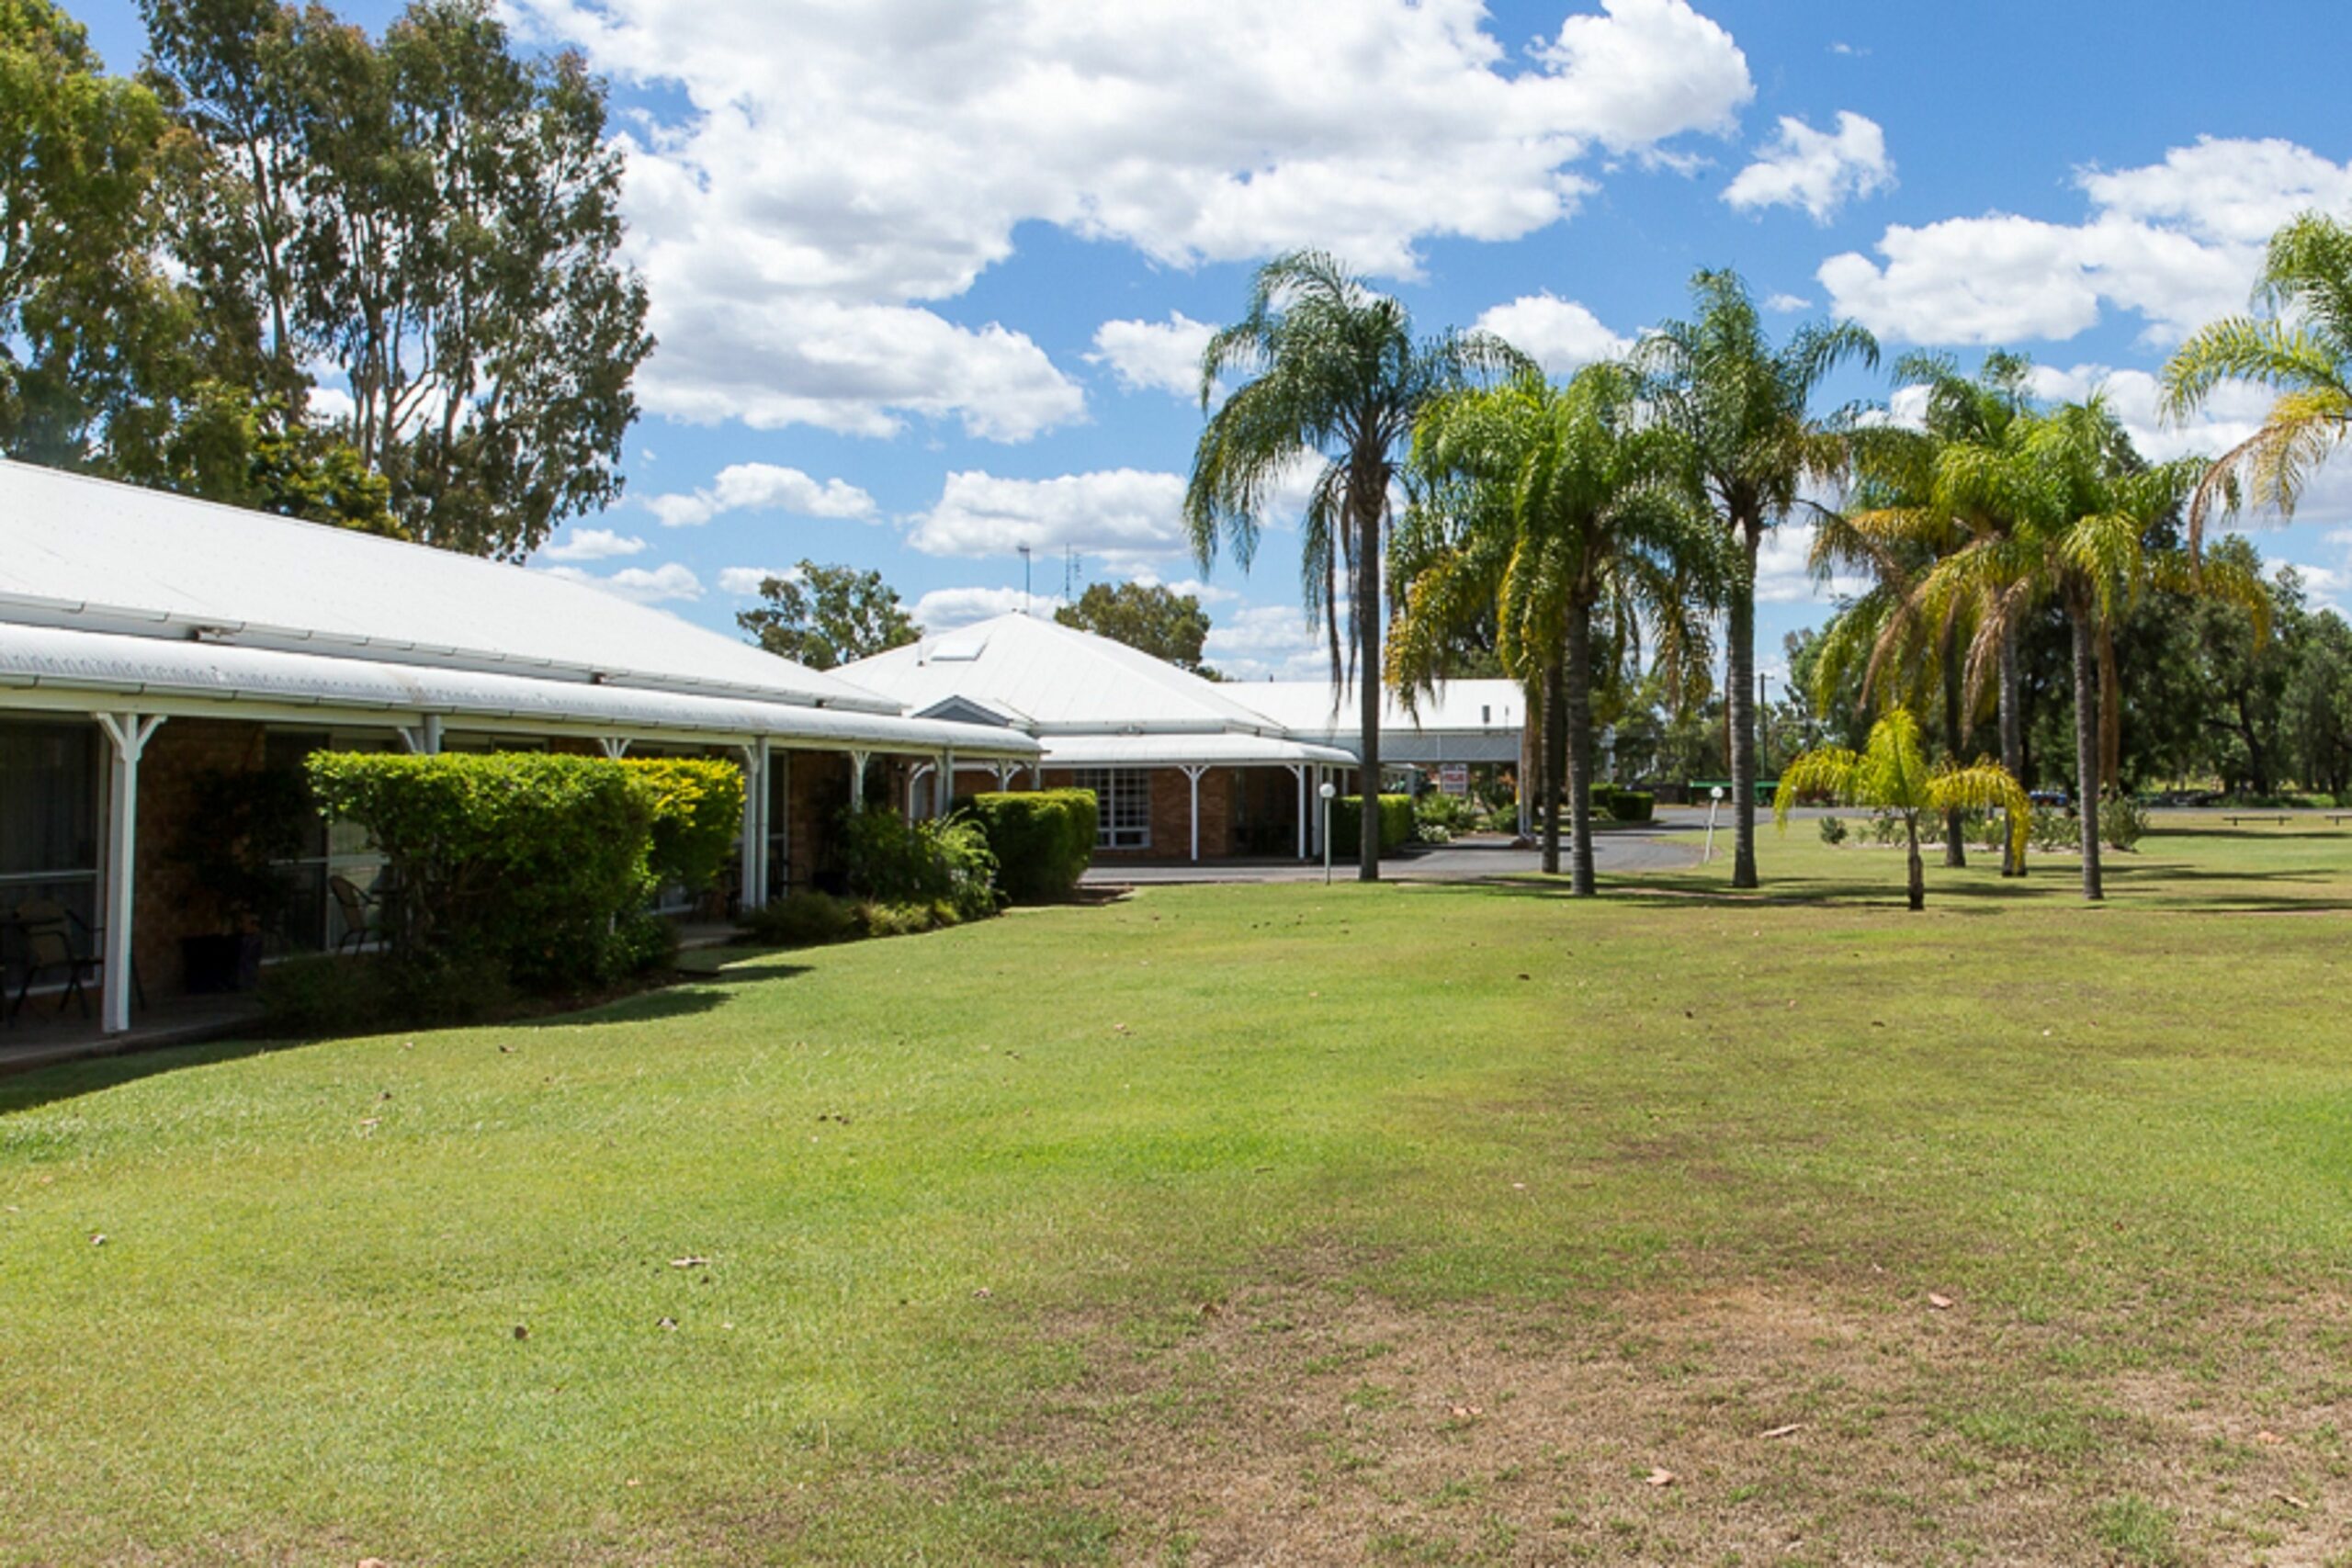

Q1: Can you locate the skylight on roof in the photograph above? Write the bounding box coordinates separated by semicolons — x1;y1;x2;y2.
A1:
931;632;989;661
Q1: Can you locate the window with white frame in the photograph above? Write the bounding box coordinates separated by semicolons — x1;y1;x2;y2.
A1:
1074;768;1150;850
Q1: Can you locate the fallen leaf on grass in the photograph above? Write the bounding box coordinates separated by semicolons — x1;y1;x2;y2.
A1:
1759;1423;1804;1439
89;1233;107;1247
669;1257;708;1269
1928;1293;1955;1310
1644;1468;1675;1487
2256;1429;2285;1446
656;1317;677;1331
2273;1491;2309;1510
513;1325;529;1341
971;1287;993;1299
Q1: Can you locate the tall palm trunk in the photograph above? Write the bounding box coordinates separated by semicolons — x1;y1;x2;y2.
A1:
1727;525;1760;888
1541;659;1566;875
1355;493;1383;883
2070;604;2104;900
1941;623;1967;868
1904;811;1926;912
1565;603;1597;896
1999;615;2027;877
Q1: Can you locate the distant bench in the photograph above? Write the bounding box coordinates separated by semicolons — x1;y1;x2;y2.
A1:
2223;814;2292;826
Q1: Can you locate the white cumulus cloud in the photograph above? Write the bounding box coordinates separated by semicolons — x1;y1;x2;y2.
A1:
1819;137;2352;346
508;0;1753;437
541;527;649;562
542;562;705;604
718;565;795;596
1724;110;1892;222
642;462;876;528
1090;312;1218;400
907;468;1192;568
1203;603;1337;681
911;585;1056;630
1473;293;1630;376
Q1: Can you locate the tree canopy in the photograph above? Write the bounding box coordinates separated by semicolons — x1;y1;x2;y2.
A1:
1055;581;1216;674
737;561;922;671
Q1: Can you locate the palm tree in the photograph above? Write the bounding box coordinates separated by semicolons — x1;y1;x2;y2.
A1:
1905;400;2267;898
1390;364;1718;894
1638;270;1879;889
1184;252;1523;881
1812;352;2041;874
1774;706;2027;911
2163;211;2352;546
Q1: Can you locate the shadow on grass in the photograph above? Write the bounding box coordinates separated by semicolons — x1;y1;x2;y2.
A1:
0;969;806;1113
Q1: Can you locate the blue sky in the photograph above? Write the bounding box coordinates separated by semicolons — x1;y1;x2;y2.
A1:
71;0;2352;680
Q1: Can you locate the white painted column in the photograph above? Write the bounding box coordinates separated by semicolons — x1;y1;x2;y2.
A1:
1288;763;1306;859
398;715;445;755
935;751;954;819
737;742;763;911
93;712;165;1034
847;750;869;815
1180;764;1209;863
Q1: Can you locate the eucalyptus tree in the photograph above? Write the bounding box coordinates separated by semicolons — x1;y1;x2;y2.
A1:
2164;211;2352;544
1389;364;1718;895
141;0;653;559
1637;270;1878;888
1773;706;2027;912
1184;250;1523;881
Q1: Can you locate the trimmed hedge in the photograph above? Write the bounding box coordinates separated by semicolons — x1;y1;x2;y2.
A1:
967;790;1097;901
1329;793;1416;857
306;751;719;992
1600;787;1655;823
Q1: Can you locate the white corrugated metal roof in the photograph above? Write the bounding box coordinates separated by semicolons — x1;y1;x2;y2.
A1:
839;613;1291;734
1245;678;1525;739
0;622;1038;756
0;458;904;714
1038;731;1356;769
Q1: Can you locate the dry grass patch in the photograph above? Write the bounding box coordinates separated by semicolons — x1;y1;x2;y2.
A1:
981;1265;2352;1566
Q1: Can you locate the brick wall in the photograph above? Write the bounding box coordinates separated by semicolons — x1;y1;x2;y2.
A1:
129;717;270;994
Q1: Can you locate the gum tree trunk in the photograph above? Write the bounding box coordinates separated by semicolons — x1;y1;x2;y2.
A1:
2071;606;2104;900
1566;604;1596;896
1999;615;2027;877
1727;525;1760;889
1905;811;1926;911
1542;658;1566;876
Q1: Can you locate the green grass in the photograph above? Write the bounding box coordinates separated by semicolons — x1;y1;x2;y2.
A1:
5;818;2352;1562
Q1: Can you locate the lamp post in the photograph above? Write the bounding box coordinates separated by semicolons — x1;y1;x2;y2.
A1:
1319;780;1338;885
1703;783;1726;864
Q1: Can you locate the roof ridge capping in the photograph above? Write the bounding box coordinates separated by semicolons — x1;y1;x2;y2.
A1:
0;457;912;718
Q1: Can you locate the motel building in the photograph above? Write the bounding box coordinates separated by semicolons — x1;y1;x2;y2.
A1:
838;613;1527;862
0;460;1037;1038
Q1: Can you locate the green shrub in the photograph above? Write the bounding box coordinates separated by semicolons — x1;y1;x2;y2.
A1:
741;890;861;947
841;810;1000;920
1605;788;1654;823
1414;792;1475;832
306;751;657;991
1476;805;1521;833
1329;794;1416;857
2100;795;2150;851
967;790;1096;902
625;758;744;890
857;900;943;938
2029;806;2076;853
1818;815;1848;845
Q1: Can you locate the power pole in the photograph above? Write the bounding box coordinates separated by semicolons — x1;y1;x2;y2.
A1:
1018;544;1032;612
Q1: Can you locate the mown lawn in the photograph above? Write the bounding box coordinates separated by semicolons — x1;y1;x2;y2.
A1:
5;819;2351;1564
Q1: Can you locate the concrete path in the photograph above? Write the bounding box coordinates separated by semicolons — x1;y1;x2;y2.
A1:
1080;825;1704;886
